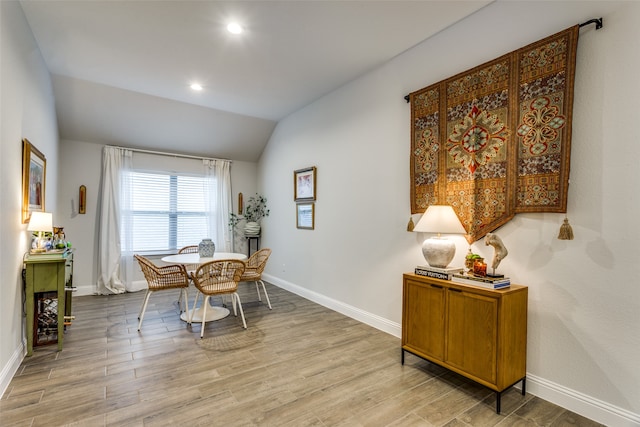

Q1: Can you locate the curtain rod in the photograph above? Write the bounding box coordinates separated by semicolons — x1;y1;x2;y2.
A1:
403;18;603;103
579;18;603;29
109;145;232;163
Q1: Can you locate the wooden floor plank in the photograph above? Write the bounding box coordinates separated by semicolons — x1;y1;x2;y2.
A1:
1;283;602;426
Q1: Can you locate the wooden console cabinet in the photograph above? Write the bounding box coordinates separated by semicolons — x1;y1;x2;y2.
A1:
23;250;74;356
402;273;528;413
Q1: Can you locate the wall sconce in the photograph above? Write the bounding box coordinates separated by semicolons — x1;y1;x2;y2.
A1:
79;185;86;214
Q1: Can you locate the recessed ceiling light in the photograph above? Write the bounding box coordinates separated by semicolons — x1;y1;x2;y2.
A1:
190;83;203;91
227;22;243;34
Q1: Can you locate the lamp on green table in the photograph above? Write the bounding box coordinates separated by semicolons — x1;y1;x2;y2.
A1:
413;205;466;268
27;211;53;253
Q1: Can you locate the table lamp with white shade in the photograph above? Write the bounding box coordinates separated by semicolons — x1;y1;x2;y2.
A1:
27;211;53;252
413;205;466;268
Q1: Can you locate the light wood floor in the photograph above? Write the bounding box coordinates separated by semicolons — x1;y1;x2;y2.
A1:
2;282;604;426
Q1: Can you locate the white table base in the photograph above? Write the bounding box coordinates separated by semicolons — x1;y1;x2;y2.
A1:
181;305;230;323
161;252;246;324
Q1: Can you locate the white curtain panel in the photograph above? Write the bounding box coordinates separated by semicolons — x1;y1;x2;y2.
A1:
203;159;232;253
118;153;142;292
96;146;132;294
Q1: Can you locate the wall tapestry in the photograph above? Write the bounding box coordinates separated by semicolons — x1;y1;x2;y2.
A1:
410;26;579;243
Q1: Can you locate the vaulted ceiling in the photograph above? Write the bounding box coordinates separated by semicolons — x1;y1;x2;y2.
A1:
20;1;491;161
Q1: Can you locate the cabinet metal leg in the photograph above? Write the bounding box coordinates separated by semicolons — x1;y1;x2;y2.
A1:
495;377;526;414
401;346;526;415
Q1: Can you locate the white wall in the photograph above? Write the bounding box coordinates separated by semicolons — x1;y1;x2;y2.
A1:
3;1;638;424
259;2;640;425
0;1;59;396
57;140;259;294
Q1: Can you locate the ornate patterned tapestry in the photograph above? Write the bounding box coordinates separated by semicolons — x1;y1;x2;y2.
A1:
410;26;579;243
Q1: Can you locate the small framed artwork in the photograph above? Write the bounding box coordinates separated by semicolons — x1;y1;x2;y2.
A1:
296;203;314;230
22;139;46;223
294;166;316;201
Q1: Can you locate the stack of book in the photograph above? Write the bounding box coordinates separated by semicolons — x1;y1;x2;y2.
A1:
451;273;510;289
414;266;463;281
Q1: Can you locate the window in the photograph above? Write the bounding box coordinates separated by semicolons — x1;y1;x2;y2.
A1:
121;170;214;253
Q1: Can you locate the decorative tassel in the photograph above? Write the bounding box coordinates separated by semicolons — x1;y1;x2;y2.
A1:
407;216;415;232
558;217;574;240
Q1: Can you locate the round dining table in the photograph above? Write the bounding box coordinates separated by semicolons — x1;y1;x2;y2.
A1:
161;252;247;323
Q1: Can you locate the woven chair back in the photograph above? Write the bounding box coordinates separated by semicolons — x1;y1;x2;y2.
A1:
245;248;272;275
191;259;246;295
134;254;190;291
178;245;200;272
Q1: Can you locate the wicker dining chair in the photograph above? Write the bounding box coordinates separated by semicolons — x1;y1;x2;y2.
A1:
190;259;246;338
176;245;199;305
239;248;272;309
179;245;199;253
178;244;199;270
134;254;191;331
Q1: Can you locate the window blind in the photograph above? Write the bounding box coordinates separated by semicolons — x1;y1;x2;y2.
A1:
121;170;211;252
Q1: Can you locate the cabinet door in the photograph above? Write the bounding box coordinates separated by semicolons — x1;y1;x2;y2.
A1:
445;289;498;385
403;279;445;360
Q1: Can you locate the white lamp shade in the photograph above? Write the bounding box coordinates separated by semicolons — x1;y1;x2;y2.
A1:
27;211;53;232
413;205;466;234
414;205;466;268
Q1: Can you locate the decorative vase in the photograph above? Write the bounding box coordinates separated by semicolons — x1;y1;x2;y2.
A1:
244;221;261;236
198;238;215;257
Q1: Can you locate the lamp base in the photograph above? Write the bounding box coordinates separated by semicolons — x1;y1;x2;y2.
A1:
422;236;456;269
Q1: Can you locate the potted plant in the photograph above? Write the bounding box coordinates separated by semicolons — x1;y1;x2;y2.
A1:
229;193;269;236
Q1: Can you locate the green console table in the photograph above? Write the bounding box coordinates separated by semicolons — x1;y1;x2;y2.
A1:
23;250;74;356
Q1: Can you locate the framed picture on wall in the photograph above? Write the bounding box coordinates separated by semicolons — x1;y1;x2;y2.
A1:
294;166;316;201
296;203;314;230
22;139;46;223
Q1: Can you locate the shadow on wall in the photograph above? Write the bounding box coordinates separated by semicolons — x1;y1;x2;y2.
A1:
532;279;635;411
585;237;614;269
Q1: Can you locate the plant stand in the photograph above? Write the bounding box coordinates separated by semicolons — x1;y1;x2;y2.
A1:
245;235;260;257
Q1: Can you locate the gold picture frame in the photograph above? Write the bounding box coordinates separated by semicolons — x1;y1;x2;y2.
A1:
296;203;314;230
294;166;316;202
22;139;46;223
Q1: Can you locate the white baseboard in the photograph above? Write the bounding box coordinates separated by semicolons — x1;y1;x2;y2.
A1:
0;341;25;398
72;279;147;296
73;284;95;296
262;273;401;338
526;374;640;427
262;274;640;427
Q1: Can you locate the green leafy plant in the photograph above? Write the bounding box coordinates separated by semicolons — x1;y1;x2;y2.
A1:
229;193;270;229
464;251;483;271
